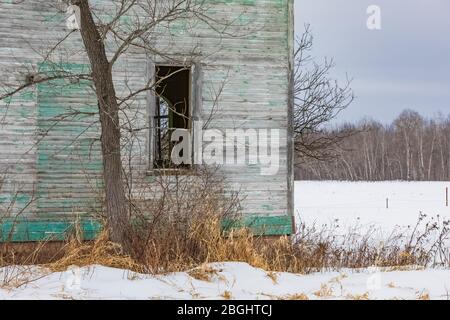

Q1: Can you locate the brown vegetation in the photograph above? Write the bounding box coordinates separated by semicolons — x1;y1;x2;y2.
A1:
297;110;450;181
1;209;449;279
1;160;449;282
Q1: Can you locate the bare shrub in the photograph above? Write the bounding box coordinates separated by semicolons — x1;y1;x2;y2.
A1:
294;25;355;163
287;214;450;273
1;168;449;276
120;199;450;274
123;167;244;272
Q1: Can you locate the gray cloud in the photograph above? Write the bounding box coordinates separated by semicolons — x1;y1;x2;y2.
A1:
294;0;450;123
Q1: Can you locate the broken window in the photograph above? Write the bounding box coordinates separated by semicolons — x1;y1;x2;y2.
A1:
152;65;191;169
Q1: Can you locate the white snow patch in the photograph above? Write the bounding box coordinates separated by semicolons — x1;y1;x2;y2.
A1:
1;263;449;300
1;181;450;300
295;181;450;232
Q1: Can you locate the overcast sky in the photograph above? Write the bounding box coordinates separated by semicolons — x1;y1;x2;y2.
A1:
294;0;450;124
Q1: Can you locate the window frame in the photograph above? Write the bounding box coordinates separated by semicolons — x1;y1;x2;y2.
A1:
153;95;174;168
147;62;202;173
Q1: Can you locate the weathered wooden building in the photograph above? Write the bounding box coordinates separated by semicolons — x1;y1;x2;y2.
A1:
0;0;294;241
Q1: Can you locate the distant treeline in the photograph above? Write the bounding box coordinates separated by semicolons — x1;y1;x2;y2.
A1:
296;110;450;181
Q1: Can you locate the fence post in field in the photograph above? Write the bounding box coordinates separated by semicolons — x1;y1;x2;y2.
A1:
386;198;389;209
446;187;448;207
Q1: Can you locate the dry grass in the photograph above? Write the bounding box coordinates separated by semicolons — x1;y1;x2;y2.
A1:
313;284;333;298
266;271;278;284
0;241;64;266
46;230;142;273
1;211;449;280
417;290;430;300
1;171;450;281
345;292;370;300
0;266;42;290
280;293;309;300
221;290;232;300
188;265;221;282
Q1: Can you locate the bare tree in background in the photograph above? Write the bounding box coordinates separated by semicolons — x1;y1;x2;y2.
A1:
0;0;236;246
293;28;450;182
293;25;354;164
297;110;450;181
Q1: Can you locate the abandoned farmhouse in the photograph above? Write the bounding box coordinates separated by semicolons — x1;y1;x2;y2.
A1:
0;0;295;241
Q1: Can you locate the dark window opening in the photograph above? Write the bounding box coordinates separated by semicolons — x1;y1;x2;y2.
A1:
153;65;191;169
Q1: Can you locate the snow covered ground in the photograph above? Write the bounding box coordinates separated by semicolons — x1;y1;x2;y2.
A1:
295;181;450;233
1;263;449;300
1;181;450;300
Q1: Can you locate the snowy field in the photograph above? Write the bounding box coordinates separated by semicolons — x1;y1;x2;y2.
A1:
2;181;450;300
1;263;449;300
295;181;450;233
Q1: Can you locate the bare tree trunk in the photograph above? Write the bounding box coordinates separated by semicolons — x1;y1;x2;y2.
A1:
402;130;411;181
75;0;128;244
427;125;436;180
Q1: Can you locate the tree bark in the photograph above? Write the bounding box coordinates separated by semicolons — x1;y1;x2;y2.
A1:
73;0;129;244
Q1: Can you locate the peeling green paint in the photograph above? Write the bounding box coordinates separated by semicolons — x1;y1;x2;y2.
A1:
0;219;103;242
36;62;102;217
0;193;31;209
0;215;292;242
223;215;293;236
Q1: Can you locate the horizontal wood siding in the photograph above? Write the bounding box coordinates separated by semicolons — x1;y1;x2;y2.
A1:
0;0;294;239
36;62;102;217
